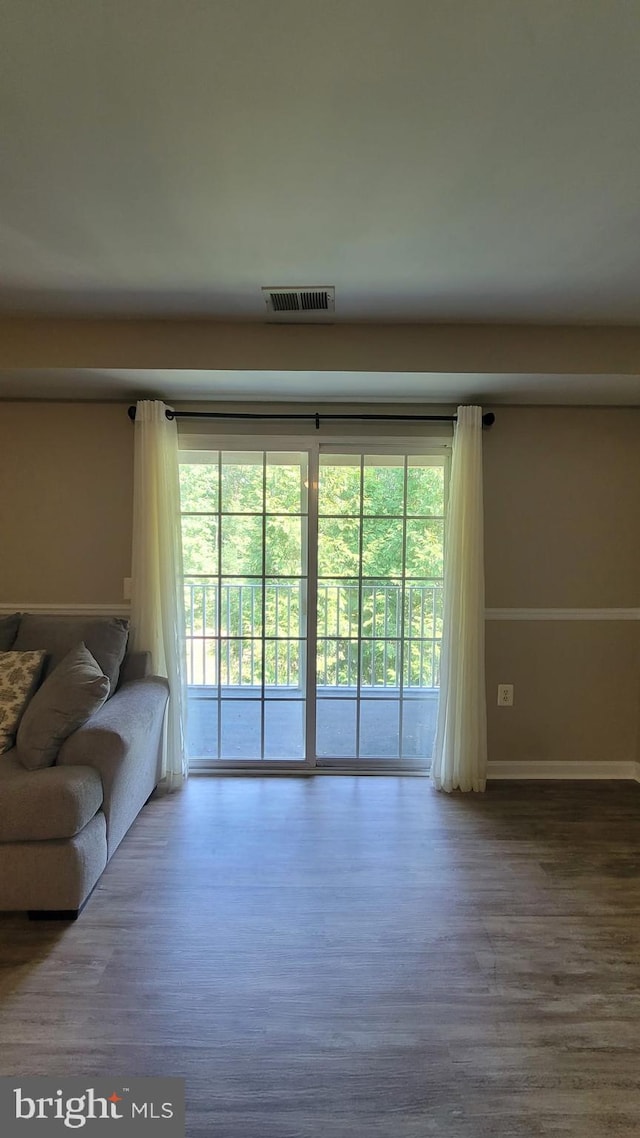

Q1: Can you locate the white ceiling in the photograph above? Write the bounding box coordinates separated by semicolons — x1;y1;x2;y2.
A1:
1;0;640;324
2;368;640;405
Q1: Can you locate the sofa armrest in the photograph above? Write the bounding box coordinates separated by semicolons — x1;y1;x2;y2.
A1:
57;676;169;856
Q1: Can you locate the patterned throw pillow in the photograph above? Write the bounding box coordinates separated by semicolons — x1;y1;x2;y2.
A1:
0;651;46;754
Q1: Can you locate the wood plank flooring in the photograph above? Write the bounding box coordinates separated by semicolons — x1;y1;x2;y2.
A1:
1;777;640;1137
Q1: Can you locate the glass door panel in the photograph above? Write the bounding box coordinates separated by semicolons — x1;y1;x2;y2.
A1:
180;450;309;764
316;451;445;766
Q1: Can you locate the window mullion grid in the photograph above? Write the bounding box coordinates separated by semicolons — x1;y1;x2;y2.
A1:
189;583;195;688
305;445;319;766
260;452;267;761
398;457;409;760
216;450;222;761
355;456;364;759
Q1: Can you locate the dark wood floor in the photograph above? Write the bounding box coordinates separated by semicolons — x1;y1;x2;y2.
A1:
1;777;640;1137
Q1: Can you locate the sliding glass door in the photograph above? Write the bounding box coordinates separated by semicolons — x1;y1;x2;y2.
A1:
180;442;446;769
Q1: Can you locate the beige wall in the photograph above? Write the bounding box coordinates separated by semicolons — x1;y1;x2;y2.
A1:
2;318;640;374
2;399;639;767
485;620;640;766
0;403;133;604
484;407;640;608
484;406;640;766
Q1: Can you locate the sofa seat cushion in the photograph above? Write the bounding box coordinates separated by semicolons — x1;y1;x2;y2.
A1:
0;751;103;841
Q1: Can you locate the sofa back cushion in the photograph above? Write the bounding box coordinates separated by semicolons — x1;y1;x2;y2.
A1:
0;650;46;754
0;613;20;651
13;615;129;693
118;650;151;687
17;643;111;770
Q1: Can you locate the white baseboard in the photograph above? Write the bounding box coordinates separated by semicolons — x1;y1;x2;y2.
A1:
488;760;640;781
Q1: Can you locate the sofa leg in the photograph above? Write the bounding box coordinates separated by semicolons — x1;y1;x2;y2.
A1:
28;908;80;922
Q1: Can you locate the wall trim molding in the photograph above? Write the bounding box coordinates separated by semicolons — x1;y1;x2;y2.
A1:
486;607;640;621
6;605;637;622
0;602;131;617
488;760;640;780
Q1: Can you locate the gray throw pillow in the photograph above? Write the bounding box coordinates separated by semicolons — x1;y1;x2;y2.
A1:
16;643;110;771
0;613;20;651
13;615;128;694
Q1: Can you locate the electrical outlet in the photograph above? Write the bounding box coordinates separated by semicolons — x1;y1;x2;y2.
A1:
123;577;132;601
497;683;514;706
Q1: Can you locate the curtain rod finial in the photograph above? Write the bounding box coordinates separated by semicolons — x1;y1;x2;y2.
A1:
127;405;136;421
482;411;495;428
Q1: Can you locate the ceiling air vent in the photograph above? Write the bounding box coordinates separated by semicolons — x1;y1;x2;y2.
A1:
262;286;335;320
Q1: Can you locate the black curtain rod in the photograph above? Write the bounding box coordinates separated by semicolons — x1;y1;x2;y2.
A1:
127;406;495;429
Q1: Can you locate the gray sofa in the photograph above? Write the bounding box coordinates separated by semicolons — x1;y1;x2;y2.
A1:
0;614;169;919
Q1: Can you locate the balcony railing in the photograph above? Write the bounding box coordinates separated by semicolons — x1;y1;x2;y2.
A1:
184;580;442;690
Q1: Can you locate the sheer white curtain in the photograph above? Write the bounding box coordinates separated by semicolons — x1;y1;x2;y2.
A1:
431;405;487;792
131;400;187;789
